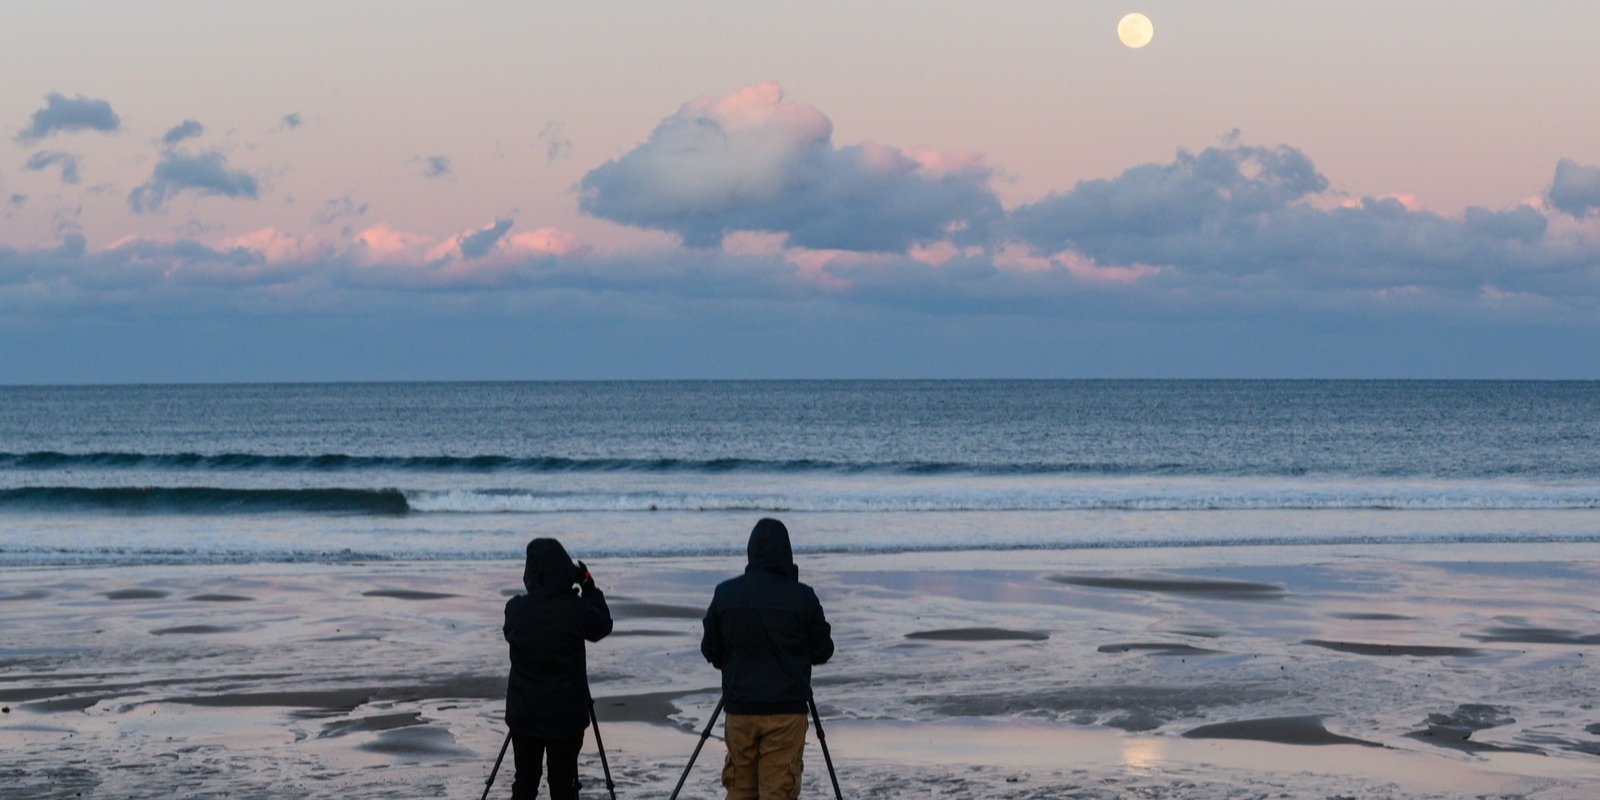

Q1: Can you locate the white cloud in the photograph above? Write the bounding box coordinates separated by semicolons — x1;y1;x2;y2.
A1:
580;82;1002;252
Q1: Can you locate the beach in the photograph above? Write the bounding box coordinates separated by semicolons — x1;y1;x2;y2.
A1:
6;545;1600;799
6;381;1600;797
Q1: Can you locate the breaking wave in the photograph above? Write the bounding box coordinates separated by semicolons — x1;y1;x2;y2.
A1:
5;485;1600;515
0;450;1205;476
0;487;408;514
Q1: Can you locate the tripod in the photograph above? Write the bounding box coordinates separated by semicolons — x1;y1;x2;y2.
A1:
480;704;617;800
667;695;843;800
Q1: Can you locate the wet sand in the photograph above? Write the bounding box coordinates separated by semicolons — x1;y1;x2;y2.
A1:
4;549;1600;798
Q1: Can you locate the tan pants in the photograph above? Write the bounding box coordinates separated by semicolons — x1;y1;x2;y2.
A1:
721;713;807;800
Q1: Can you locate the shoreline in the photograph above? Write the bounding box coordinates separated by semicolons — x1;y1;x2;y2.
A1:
5;550;1600;798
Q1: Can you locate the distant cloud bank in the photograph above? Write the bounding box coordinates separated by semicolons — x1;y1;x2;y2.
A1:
573;85;1599;315
1004;139;1568;301
4;82;1600;368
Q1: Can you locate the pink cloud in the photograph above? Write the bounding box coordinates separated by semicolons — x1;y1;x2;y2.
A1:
993;245;1158;285
662;83;835;207
692;81;832;141
991;244;1054;273
784;248;896;290
908;242;978;266
854;141;909;174
504;228;586;257
724;229;970;268
337;220;589;286
103;234;173;255
1057;252;1159;285
906;147;989;180
851;141;989;182
424;238;460;263
221;228;327;263
92;233;313;287
354;223;436;264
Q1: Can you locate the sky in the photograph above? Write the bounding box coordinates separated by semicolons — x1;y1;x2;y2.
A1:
3;0;1600;382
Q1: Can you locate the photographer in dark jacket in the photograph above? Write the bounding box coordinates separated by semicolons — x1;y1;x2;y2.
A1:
504;538;612;800
701;518;834;800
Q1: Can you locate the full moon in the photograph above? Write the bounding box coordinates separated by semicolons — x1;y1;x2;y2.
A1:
1117;12;1154;49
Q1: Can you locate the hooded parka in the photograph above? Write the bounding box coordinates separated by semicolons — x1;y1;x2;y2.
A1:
701;518;834;714
503;538;612;738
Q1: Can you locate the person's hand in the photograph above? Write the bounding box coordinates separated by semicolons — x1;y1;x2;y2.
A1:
575;560;596;594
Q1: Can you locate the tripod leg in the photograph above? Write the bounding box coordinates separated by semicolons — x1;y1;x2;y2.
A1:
589;701;617;800
808;695;843;800
668;697;725;800
481;730;512;800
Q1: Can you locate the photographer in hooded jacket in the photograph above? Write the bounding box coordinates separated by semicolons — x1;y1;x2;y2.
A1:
701;518;834;800
503;538;613;800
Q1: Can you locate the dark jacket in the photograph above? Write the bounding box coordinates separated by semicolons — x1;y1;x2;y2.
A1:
701;519;834;715
504;538;612;738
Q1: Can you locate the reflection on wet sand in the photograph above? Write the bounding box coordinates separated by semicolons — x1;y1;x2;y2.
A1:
1301;639;1486;658
1048;575;1287;601
360;589;458;600
2;554;1599;798
905;627;1048;642
101;588;169;600
1181;714;1381;747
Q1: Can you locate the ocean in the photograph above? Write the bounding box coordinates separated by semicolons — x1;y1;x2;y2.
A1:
3;380;1599;566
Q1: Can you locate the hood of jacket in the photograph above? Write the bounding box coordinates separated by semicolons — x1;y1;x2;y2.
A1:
745;518;798;580
523;538;577;598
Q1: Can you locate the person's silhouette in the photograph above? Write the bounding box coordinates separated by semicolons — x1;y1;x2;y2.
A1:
701;519;834;800
503;538;612;799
